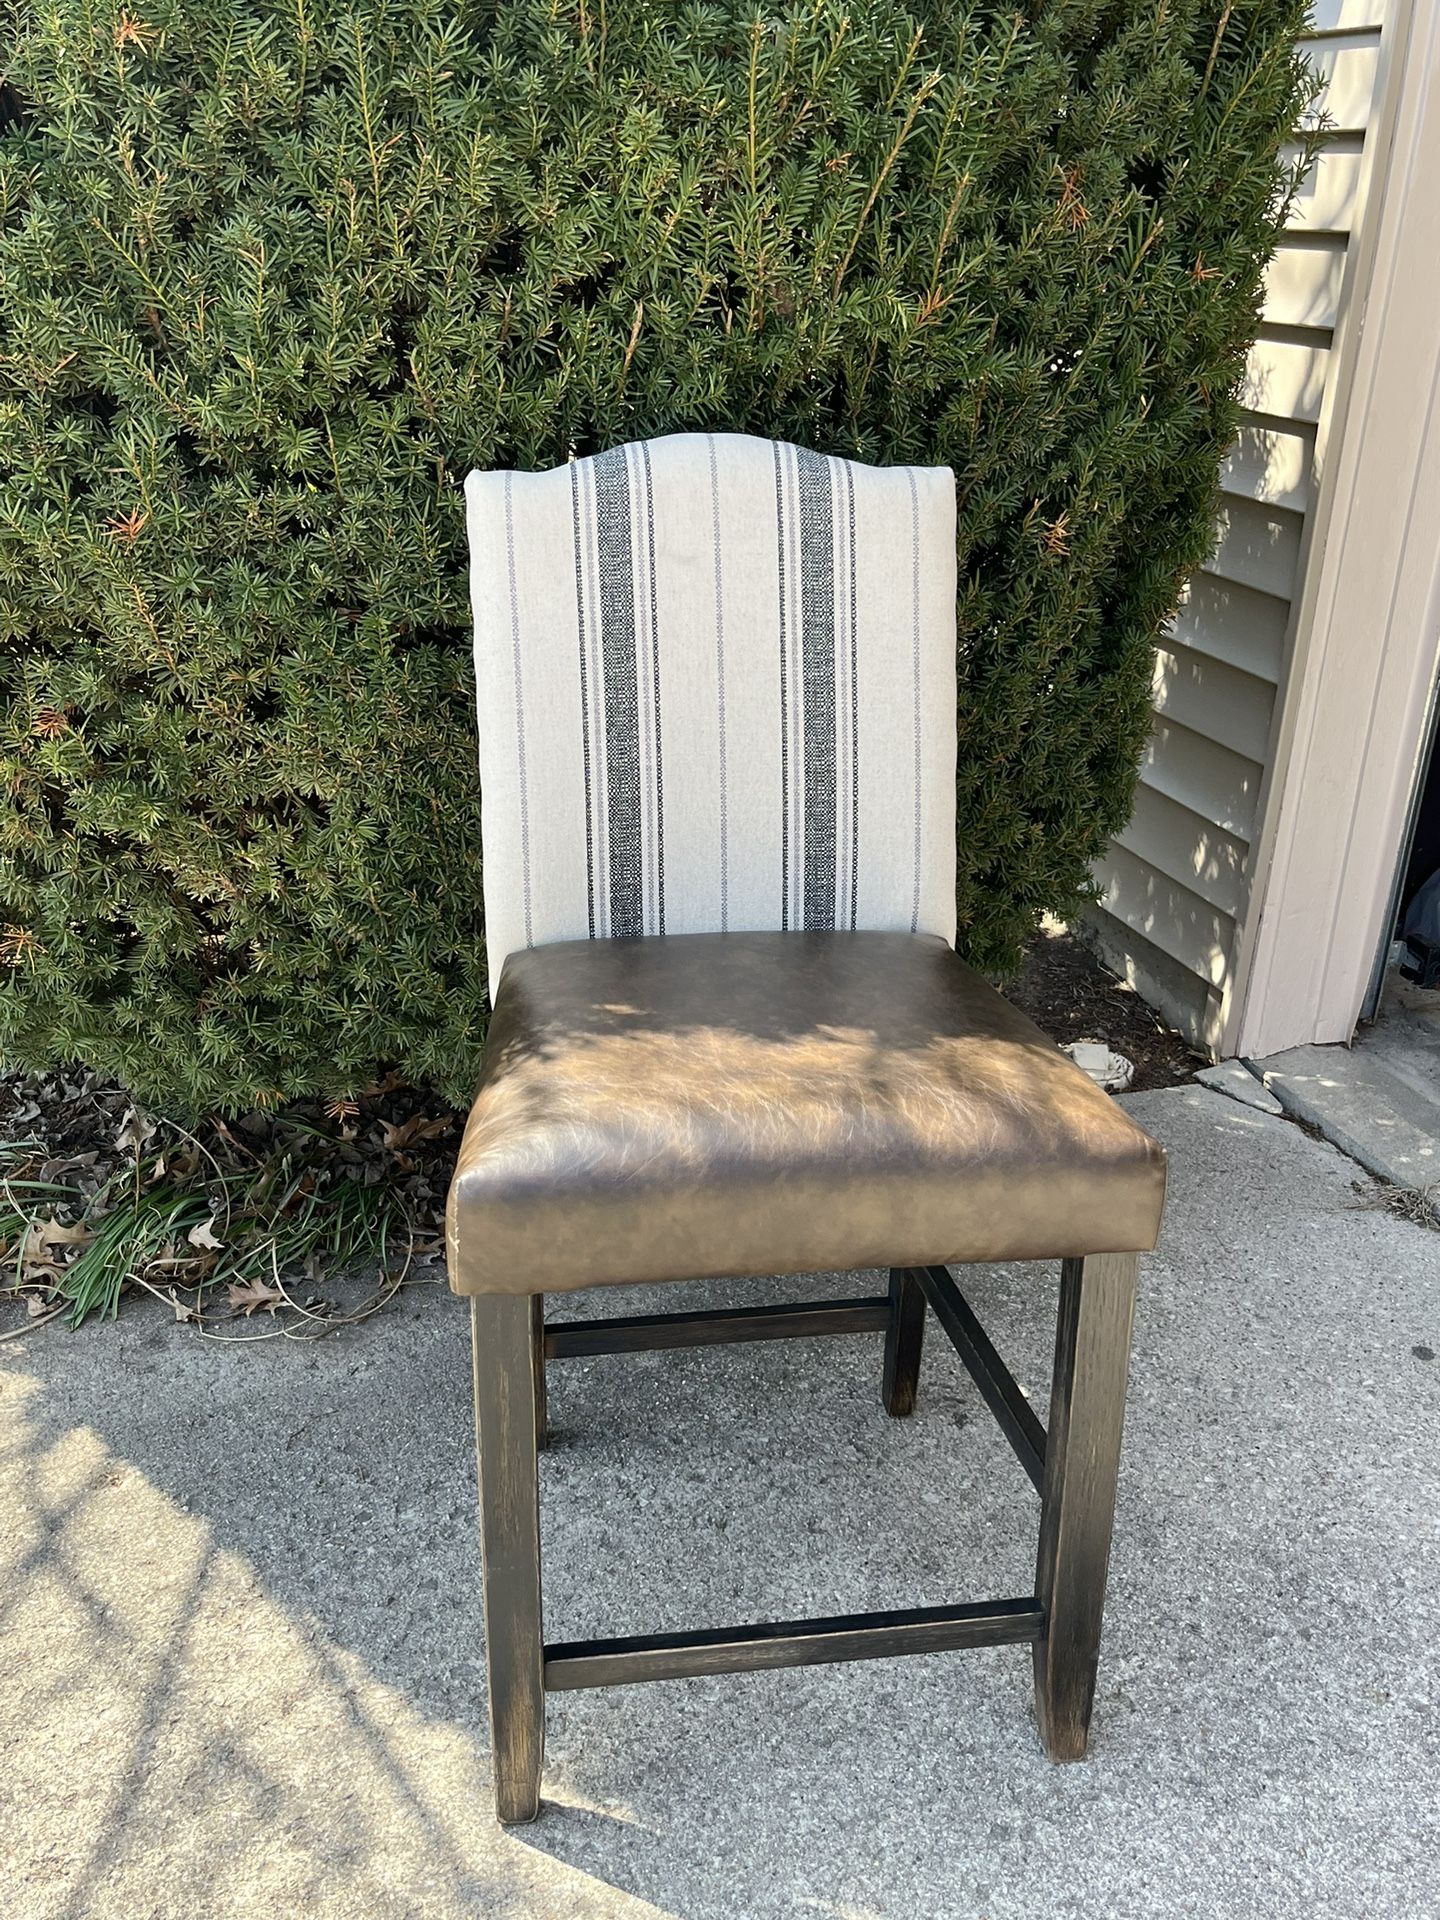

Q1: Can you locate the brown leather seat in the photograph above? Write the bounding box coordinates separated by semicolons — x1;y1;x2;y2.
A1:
447;930;1167;1296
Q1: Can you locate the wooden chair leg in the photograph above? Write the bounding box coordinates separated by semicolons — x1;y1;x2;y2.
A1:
471;1294;545;1824
882;1267;925;1416
530;1292;547;1451
1033;1251;1140;1761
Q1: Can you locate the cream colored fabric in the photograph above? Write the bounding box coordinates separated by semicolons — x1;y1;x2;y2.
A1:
465;432;957;999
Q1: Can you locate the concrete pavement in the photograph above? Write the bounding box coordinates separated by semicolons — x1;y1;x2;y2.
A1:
2;1085;1436;1920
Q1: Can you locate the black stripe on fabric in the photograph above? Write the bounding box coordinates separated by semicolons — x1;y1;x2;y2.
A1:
641;441;666;935
796;447;837;929
593;446;644;940
773;440;790;932
845;460;859;930
569;462;597;940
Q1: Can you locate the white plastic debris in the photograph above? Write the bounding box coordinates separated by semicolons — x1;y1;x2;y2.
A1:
1062;1039;1135;1092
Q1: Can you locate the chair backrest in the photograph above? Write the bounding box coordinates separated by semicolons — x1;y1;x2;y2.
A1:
465;432;957;999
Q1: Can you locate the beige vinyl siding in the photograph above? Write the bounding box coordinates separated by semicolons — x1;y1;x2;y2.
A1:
1083;0;1394;1051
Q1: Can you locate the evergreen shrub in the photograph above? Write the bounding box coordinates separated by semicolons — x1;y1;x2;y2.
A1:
1;1;1313;1114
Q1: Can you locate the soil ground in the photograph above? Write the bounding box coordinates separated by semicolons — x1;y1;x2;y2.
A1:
1009;921;1205;1092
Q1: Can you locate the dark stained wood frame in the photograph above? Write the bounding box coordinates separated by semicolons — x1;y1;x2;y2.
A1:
471;1252;1140;1824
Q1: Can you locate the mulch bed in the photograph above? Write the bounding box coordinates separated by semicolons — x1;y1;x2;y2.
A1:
1007;923;1206;1093
0;1069;454;1340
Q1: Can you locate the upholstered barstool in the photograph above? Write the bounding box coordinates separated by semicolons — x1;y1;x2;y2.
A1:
448;433;1166;1823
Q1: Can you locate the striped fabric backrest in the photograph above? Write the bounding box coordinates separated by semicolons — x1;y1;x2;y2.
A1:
465;432;958;999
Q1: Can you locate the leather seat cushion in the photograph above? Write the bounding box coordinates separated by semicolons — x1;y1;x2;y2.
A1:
446;931;1167;1296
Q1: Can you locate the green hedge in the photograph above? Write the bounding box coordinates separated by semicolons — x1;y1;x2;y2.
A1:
0;1;1311;1115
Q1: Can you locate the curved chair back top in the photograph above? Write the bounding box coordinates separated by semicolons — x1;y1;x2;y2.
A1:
465;431;957;999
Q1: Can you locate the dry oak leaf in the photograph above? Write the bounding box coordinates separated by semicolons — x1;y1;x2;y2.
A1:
20;1217;93;1279
186;1219;225;1251
381;1112;455;1152
227;1278;284;1316
32;1216;93;1251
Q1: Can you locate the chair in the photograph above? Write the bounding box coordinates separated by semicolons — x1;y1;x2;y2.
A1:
448;432;1166;1823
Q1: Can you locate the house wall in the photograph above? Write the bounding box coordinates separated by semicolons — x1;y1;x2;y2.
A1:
1080;0;1402;1053
1227;0;1440;1057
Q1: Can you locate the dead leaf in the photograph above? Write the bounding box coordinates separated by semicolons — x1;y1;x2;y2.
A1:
358;1070;411;1099
186;1218;224;1251
381;1112;455;1153
116;1106;158;1156
32;1216;93;1252
227;1277;283;1316
19;1216;93;1280
38;1150;99;1180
